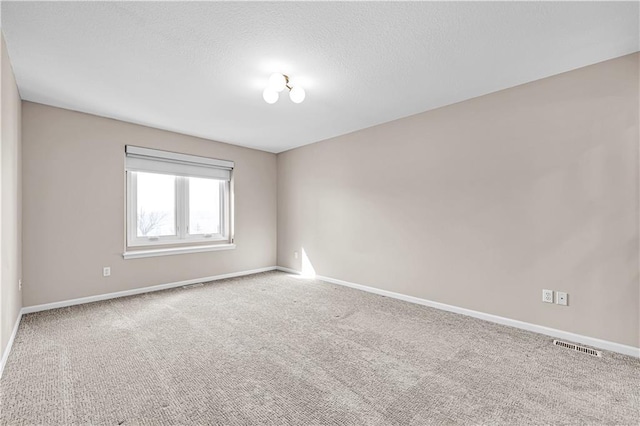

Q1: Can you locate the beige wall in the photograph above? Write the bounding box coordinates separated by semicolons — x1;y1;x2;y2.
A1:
22;102;277;307
277;53;640;347
1;33;23;357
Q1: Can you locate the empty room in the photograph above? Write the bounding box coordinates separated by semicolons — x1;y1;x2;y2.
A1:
0;1;638;424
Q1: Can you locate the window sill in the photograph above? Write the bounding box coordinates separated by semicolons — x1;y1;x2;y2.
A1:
123;243;236;259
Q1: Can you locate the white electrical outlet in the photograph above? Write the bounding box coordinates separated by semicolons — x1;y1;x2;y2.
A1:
294;251;299;259
542;289;554;303
18;279;22;291
103;267;111;277
556;292;568;306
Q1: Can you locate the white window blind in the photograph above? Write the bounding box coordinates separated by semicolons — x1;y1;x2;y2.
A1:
125;146;234;180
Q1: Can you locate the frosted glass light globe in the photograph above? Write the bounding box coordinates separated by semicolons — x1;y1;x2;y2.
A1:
289;86;305;104
263;88;278;104
268;73;287;92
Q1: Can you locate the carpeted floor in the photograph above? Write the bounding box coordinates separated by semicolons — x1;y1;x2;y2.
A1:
1;271;638;425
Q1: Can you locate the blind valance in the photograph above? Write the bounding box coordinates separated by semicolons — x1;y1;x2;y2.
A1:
125;146;233;181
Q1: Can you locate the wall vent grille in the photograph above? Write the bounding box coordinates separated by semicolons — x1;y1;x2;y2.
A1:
553;340;601;357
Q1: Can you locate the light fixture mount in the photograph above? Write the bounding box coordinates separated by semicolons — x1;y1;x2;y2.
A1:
263;73;305;104
284;75;292;90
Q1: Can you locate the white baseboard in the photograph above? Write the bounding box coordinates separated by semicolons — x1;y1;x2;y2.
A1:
0;310;23;379
276;267;640;358
22;266;277;314
276;266;301;275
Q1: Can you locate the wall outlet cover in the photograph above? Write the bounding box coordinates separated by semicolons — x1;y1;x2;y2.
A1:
542;289;554;303
103;267;111;277
556;291;568;306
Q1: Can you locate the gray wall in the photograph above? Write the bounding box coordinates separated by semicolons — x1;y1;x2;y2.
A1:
277;53;640;347
1;33;22;358
22;102;277;307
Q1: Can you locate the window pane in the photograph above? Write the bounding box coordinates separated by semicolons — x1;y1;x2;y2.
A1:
189;177;221;235
136;172;176;237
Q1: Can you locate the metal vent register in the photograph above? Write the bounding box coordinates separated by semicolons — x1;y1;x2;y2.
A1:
553;340;602;357
182;283;204;289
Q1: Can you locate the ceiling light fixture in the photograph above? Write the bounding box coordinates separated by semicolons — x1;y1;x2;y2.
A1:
263;73;305;104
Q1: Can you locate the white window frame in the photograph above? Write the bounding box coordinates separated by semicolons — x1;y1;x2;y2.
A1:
124;146;234;252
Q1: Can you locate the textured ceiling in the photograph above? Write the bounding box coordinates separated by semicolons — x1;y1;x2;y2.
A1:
2;1;638;153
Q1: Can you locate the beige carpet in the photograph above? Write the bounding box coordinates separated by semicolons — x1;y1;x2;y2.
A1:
1;271;638;425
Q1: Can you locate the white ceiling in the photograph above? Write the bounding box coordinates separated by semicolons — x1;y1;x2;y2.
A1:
2;2;638;153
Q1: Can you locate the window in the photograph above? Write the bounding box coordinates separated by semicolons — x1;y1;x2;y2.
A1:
125;146;233;250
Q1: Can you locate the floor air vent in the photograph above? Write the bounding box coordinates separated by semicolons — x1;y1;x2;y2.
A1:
182;283;204;289
553;340;601;357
